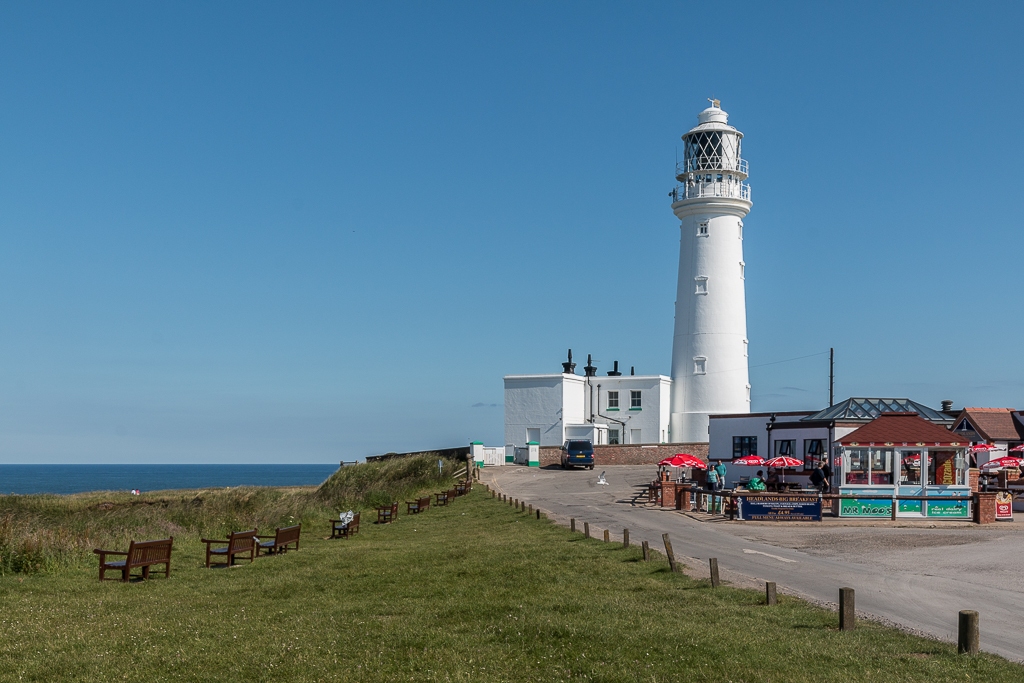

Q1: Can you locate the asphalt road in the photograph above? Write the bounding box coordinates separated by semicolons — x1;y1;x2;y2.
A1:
483;464;1024;662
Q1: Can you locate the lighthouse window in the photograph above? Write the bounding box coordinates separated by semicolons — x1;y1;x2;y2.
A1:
693;357;707;375
697;221;708;236
695;277;708;294
738;221;743;240
717;174;723;182
739;261;745;279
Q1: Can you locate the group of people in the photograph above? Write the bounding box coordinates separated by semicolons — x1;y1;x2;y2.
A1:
703;461;832;493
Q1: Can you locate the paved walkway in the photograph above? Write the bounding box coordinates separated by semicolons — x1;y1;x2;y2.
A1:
483;464;1024;661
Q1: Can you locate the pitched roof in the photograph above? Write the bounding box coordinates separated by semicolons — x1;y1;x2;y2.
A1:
802;398;951;424
837;412;966;446
952;408;1024;442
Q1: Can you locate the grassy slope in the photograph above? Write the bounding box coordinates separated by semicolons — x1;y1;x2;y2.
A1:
0;489;1020;682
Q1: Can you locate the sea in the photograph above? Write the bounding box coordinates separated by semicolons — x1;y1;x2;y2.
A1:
0;464;342;496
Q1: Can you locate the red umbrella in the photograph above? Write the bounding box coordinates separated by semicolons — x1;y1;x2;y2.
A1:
657;457;677;466
980;456;1024;471
970;444;998;452
670;453;708;469
764;456;802;468
902;454;921;467
1010;445;1024;452
732;455;765;466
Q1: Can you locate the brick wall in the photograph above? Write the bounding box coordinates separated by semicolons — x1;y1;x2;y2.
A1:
539;443;709;467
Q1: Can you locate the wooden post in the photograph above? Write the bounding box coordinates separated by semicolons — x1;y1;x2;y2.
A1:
536;509;541;520
528;503;533;514
891;492;897;521
642;540;650;562
839;588;856;631
623;528;629;548
570;518;576;533
766;581;777;605
662;533;678;573
584;522;591;539
492;491;496;498
709;558;720;587
958;610;979;655
603;529;609;542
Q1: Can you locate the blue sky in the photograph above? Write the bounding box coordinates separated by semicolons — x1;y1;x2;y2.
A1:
1;2;1021;463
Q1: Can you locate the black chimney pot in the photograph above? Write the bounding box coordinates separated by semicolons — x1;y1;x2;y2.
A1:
562;348;576;374
584;354;597;377
607;361;621;376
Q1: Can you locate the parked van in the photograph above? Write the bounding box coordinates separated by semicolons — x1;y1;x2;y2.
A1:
560;440;595;469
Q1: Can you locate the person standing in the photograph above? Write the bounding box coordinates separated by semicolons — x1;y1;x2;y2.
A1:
810;464;827;492
714;460;727;489
706;465;719;491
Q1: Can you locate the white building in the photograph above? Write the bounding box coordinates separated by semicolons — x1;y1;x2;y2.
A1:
503;100;754;448
504;354;671;447
669;100;752;443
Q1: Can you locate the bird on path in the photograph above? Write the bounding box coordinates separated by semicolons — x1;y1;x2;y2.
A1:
597;471;609;485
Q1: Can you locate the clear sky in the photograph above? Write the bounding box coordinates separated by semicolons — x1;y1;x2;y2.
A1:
1;2;1021;464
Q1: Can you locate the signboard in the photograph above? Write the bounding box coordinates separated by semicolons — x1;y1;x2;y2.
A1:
738;494;821;522
934;453;956;485
839;498;892;517
996;491;1013;521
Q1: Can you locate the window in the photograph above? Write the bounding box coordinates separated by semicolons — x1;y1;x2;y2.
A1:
776;439;795;457
733;436;757;459
693;357;706;374
697;221;708;236
608;429;620;445
607;391;619;410
739;261;745;279
804;439;825;470
695;276;708;294
738;221;743;240
746;384;751;402
717;174;723;182
630;391;642;409
843;447;893;485
705;174;712;183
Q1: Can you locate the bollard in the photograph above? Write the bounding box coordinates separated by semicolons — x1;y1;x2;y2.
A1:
709;558;720;587
642;540;650;562
492;491;496;498
570;518;576;533
662;533;679;573
528;503;533;514
766;581;777;605
584;522;591;539
623;528;630;548
536;509;541;520
839;588;856;631
958;610;979;655
603;529;609;542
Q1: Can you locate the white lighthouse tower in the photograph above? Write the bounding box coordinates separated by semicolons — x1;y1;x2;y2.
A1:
668;100;752;443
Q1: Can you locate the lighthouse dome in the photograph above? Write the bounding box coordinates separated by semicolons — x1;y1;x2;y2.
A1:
697;106;729;125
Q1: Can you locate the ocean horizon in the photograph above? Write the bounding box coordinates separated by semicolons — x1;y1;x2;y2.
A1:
0;464;342;496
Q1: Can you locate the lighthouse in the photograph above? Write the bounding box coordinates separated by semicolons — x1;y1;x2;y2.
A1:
668;100;752;443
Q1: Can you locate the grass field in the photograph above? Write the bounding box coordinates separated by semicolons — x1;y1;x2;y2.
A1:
1;485;1021;682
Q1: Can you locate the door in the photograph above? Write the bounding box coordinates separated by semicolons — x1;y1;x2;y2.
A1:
630;429;642;444
897;449;925;517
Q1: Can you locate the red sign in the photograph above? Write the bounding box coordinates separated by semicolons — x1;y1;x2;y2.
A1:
996;492;1013;521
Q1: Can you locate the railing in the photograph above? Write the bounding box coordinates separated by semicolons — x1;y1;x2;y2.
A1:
676;157;748;176
670;181;751;203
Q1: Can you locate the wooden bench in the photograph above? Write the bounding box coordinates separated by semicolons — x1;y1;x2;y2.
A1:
201;528;258;568
406;496;431;514
330;512;360;539
93;537;173;582
256;524;301;556
435;490;449;506
376;502;398;524
455;482;467;496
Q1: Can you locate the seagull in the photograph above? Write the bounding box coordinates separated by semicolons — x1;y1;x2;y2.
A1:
597;471;609;485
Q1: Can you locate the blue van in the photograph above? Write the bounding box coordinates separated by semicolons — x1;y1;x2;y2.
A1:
560;440;595;469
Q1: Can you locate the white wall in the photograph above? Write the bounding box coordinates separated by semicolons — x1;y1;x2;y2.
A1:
708;412;819;461
504;374;571;447
591;375;672;443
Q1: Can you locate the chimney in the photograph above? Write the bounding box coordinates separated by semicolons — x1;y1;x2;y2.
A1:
584;354;597;377
941;400;954;412
630;366;635;376
561;349;576;374
607;361;622;376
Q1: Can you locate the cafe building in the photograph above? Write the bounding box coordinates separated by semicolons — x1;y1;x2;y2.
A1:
835;412;970;519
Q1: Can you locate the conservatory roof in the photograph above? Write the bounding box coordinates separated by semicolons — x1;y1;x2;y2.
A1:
802;398;952;424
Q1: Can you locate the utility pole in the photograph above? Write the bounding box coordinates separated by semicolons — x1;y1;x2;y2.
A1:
829;348;834;407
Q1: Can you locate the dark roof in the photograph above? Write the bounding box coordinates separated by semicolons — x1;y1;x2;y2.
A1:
837;412;965;446
951;408;1024;442
802;398;951;424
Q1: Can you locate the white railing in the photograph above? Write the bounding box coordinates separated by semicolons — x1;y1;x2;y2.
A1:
670;181;751;203
676;157;748;176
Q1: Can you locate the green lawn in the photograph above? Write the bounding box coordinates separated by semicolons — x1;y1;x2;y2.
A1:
0;489;1019;682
